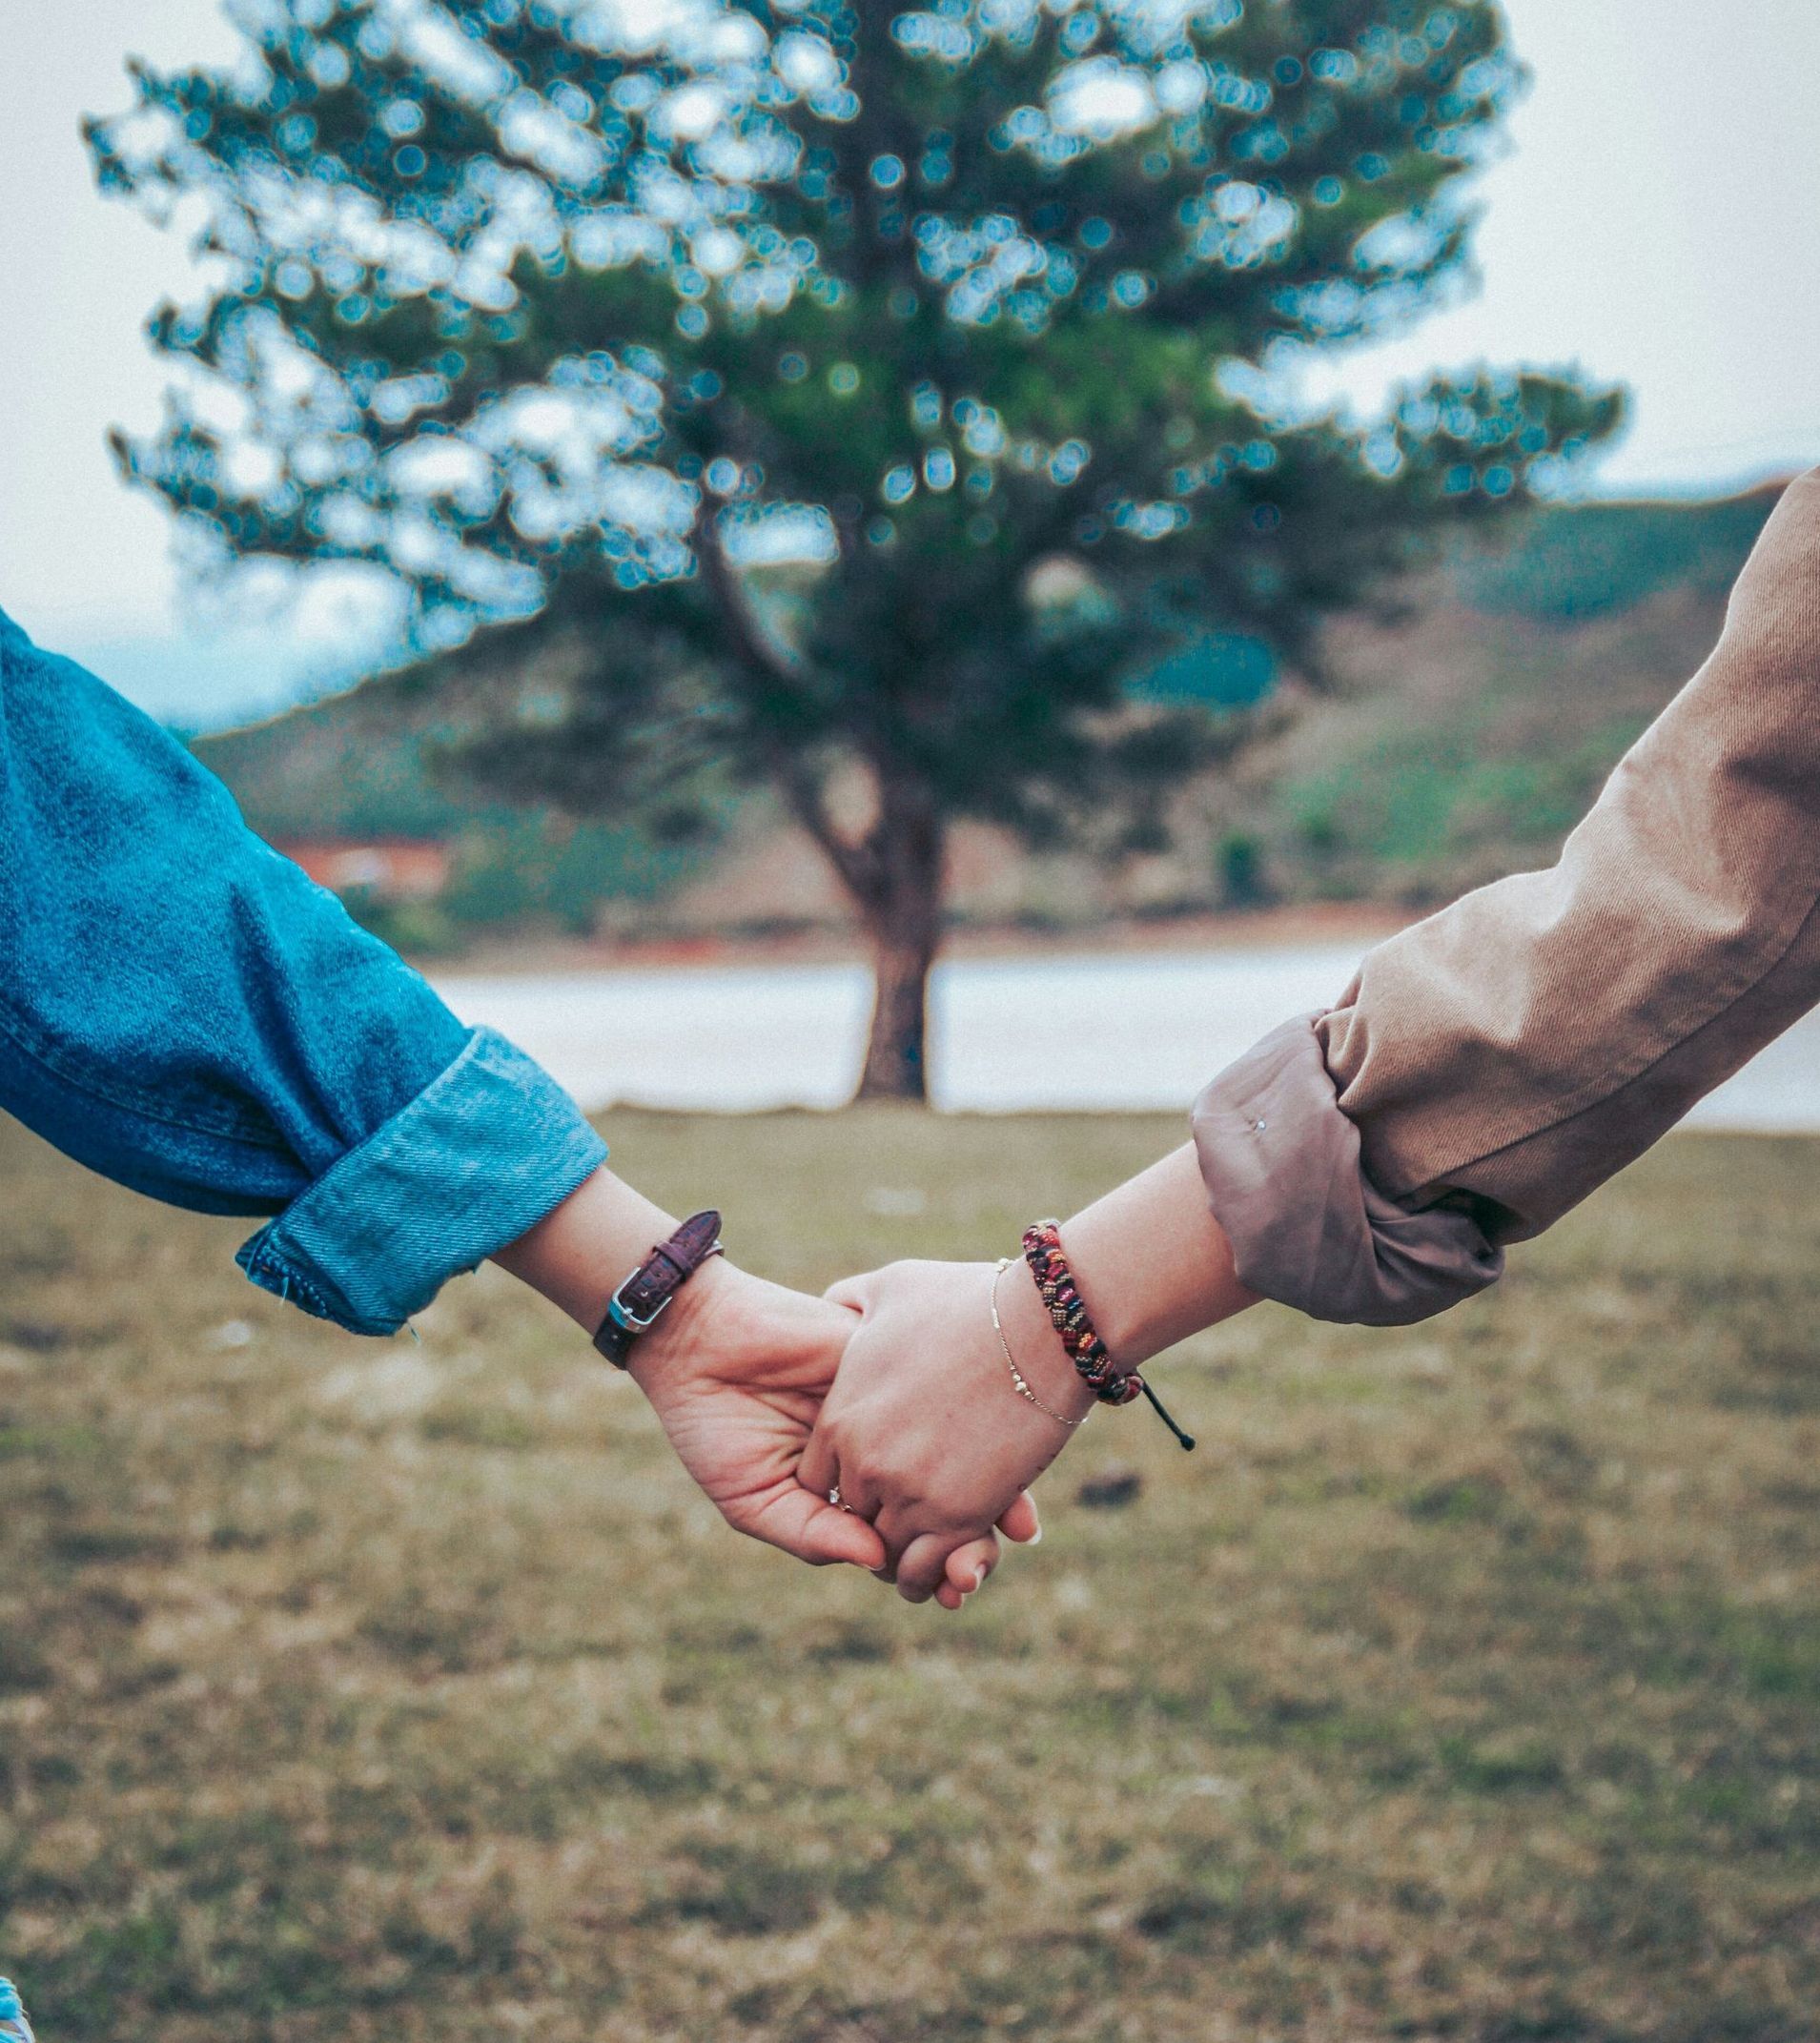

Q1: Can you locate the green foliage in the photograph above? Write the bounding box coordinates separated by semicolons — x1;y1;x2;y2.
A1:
443;813;706;926
1216;826;1269;906
95;0;1622;853
1229;482;1782;907
1458;489;1779;622
195;486;1779;939
1131;627;1277;706
1285;713;1655;891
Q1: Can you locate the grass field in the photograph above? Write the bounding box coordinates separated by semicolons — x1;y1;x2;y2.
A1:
2;1110;1817;2042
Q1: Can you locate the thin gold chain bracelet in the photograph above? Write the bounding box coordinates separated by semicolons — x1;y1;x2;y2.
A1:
992;1258;1089;1430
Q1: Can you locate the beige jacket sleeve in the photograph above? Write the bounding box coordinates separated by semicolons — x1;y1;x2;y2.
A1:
1193;465;1820;1325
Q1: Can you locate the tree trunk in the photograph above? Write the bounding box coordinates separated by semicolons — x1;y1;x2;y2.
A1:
853;781;945;1104
690;521;947;1100
856;919;939;1100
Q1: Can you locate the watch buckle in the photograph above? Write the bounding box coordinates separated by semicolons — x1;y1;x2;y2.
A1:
606;1280;673;1336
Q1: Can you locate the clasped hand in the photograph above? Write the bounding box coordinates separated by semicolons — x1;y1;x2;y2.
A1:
517;1147;1240;1611
629;1248;1093;1612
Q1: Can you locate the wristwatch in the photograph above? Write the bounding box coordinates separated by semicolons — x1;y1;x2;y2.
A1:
592;1210;725;1369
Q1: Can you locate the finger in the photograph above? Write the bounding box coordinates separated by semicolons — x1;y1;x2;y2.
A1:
995;1490;1042;1545
943;1534;1001;1600
744;1484;888;1571
796;1420;839;1506
894;1531;959;1604
823;1271;877;1312
869;1494;934;1583
933;1552;985;1608
868;1503;919;1583
796;1428;882;1526
865;1521;898;1584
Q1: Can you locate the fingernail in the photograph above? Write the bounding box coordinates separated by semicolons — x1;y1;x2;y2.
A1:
1028;1526;1043;1546
969;1566;986;1593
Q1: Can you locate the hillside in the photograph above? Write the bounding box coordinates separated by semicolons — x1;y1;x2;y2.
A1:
194;664;721;950
196;482;1788;945
1228;484;1783;909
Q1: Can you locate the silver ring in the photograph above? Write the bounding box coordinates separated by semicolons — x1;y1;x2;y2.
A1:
828;1485;853;1513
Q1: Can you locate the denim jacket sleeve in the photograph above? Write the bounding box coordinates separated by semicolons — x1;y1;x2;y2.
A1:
0;609;607;1335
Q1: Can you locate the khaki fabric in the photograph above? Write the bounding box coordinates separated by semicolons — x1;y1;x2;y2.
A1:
1196;466;1820;1324
1193;1011;1506;1326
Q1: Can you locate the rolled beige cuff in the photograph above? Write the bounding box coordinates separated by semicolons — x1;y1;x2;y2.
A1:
1192;1014;1503;1326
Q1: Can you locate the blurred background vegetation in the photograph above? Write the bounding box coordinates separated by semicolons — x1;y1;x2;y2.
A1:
92;0;1631;1093
194;477;1780;950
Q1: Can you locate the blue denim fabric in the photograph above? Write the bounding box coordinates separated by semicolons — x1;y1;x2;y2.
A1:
0;1976;34;2043
0;606;607;1334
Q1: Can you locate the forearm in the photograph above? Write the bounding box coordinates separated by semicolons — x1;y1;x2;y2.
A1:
492;1165;674;1331
1059;1142;1258;1367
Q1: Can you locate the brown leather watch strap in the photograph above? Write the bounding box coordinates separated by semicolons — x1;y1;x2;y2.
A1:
592;1210;725;1369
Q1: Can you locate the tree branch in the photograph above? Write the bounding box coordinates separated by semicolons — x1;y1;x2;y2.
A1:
692;498;879;904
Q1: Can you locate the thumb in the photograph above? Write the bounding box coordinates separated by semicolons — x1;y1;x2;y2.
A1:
996;1490;1042;1545
745;1482;890;1571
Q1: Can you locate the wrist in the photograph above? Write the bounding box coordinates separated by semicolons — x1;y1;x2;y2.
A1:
625;1254;743;1394
491;1166;679;1334
1059;1225;1151;1369
1057;1144;1258;1365
998;1256;1098;1423
1017;1220;1197;1450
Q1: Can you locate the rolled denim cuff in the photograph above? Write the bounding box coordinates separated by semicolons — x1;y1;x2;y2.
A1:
1192;1013;1503;1327
235;1027;608;1336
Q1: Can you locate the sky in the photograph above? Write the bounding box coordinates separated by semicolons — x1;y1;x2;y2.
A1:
1;0;1817;728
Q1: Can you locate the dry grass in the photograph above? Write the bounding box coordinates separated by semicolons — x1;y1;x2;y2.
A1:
2;1111;1817;2041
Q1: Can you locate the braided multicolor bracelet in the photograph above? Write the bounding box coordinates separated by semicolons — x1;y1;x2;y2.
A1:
1022;1219;1196;1451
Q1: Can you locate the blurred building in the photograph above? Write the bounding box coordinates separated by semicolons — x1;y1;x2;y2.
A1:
278;838;451;904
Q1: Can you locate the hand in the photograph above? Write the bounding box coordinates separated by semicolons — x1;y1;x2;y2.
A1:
493;1167;1021;1602
626;1256;885;1567
801;1258;1092;1604
630;1256;1016;1602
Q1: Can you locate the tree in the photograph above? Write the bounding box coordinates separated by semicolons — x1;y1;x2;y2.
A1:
93;0;1623;1099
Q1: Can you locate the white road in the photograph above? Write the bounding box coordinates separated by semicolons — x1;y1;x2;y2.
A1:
433;944;1820;1131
